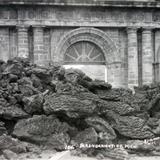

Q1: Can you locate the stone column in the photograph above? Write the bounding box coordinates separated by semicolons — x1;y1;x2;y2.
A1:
127;28;139;89
0;28;10;61
17;26;29;58
154;30;160;82
142;28;153;85
33;26;44;65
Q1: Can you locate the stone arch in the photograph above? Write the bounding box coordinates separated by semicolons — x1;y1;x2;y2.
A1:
64;41;106;64
56;27;119;64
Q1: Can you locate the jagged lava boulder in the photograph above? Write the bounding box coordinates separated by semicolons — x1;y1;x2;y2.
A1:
12;115;71;150
71;127;98;145
43;91;99;118
105;111;154;139
85;116;117;141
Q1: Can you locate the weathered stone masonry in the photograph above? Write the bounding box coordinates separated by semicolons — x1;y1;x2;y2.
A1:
127;28;138;89
1;0;160;88
17;26;29;58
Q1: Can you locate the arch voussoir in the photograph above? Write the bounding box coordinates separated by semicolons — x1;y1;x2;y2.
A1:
56;27;118;64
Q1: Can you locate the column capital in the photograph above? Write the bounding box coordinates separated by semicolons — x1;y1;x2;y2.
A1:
126;27;139;34
32;25;46;29
16;25;30;30
32;26;45;33
142;27;153;33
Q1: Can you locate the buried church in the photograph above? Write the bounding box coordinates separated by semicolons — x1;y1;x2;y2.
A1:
0;0;160;88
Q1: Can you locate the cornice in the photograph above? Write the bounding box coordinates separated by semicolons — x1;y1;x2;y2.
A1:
0;0;159;8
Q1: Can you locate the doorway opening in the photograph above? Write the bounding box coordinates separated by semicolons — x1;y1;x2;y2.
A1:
63;41;107;82
63;65;107;82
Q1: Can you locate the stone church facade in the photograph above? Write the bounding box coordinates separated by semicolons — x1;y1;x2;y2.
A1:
0;0;160;88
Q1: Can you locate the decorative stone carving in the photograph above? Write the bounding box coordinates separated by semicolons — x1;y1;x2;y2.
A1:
28;10;36;19
153;11;160;22
64;41;105;64
56;27;118;64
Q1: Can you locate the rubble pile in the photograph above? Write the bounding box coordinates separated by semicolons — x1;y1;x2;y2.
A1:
0;58;160;159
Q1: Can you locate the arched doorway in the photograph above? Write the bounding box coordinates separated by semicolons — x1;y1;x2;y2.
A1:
56;27;121;86
63;41;107;81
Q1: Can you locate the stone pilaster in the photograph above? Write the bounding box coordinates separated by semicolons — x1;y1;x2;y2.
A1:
127;28;139;89
33;26;44;65
154;30;160;83
142;28;153;85
17;26;29;58
0;28;10;61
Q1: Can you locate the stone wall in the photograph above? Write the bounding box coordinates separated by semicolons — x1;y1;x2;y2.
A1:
0;4;160;88
51;27;76;63
0;0;157;7
0;6;159;27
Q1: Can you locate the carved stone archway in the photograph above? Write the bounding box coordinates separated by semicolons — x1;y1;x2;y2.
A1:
56;27;123;87
56;27;119;64
64;41;106;64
